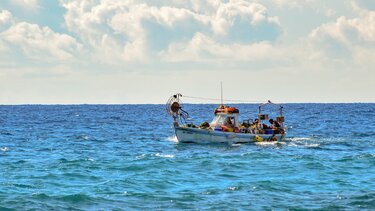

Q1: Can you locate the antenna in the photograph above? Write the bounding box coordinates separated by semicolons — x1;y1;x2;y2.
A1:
220;81;223;106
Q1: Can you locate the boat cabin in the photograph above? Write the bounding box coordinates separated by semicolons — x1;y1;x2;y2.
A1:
210;106;240;130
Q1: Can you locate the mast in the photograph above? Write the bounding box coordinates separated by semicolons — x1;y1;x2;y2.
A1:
220;81;223;106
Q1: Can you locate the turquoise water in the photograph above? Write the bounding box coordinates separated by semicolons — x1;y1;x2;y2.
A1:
0;104;374;210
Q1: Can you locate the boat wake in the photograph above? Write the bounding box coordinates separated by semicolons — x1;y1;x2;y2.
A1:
155;153;175;158
254;141;280;146
166;136;178;143
285;136;322;148
287;137;312;141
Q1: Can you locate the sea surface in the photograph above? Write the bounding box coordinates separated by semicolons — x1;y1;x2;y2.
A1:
0;104;374;210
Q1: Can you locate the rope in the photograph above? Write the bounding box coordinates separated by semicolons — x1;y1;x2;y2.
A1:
182;95;265;103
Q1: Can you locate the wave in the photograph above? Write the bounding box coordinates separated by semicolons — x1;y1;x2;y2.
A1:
155;153;174;158
0;131;12;136
31;192;95;203
230;143;243;147
306;143;320;147
288;137;312;141
31;192;50;199
136;153;175;159
255;141;279;146
166;136;178;143
58;193;94;203
286;141;321;148
1;147;9;152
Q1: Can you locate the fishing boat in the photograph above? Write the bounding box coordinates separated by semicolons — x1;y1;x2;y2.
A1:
166;94;286;143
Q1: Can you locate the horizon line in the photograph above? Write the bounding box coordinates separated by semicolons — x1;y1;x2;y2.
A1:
0;101;374;106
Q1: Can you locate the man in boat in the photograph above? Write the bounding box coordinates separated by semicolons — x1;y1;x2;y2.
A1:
222;117;235;132
269;119;281;134
269;119;280;128
252;119;267;134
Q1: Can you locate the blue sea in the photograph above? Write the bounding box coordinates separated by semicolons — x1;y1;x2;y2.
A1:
0;104;374;210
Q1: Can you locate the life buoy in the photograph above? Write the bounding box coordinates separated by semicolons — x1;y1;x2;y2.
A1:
226;107;236;112
214;106;239;114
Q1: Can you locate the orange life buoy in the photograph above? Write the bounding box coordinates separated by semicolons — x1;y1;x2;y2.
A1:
226;107;236;112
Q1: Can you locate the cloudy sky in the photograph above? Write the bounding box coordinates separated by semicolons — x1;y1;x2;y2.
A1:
0;0;374;104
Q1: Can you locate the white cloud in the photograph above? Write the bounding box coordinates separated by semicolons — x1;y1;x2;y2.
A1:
162;32;278;62
212;1;281;41
0;10;13;31
309;9;375;54
272;0;316;8
11;0;40;11
0;10;82;65
60;0;282;63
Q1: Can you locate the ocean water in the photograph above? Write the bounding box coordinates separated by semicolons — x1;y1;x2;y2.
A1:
0;104;374;210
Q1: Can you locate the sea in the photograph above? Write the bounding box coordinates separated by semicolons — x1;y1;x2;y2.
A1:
0;103;374;210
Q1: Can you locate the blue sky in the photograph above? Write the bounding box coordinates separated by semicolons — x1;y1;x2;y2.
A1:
0;0;374;104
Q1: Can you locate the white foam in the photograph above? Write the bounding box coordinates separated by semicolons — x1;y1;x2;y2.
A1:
1;147;9;152
82;135;89;140
228;186;239;191
289;137;311;141
305;143;320;148
255;141;278;146
287;142;298;147
166;136;178;143
155;153;174;158
287;142;320;148
231;143;242;147
85;158;95;162
136;154;146;159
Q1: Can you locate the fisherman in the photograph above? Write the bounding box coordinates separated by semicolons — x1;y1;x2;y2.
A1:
269;119;281;129
222;117;235;132
240;120;250;133
224;117;235;128
251;119;259;128
269;119;282;134
251;119;261;134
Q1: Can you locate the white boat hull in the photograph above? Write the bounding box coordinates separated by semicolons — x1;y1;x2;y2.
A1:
174;126;285;144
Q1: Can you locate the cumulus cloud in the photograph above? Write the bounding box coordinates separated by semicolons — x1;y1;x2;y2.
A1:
310;9;375;53
212;2;280;42
0;10;13;31
60;0;282;63
162;32;277;62
0;10;82;65
272;0;316;8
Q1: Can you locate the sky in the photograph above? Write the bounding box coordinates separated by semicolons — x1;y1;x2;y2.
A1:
0;0;374;104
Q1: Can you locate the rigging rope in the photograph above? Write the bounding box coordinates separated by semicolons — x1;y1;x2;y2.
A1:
182;95;265;103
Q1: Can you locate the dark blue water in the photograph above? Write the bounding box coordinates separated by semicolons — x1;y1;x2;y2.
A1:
0;104;374;210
